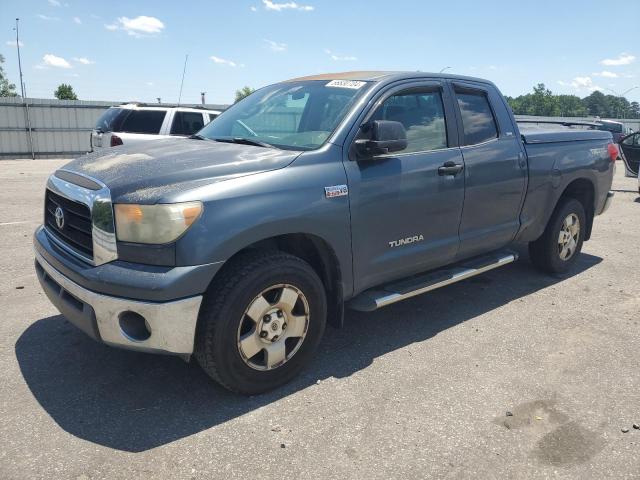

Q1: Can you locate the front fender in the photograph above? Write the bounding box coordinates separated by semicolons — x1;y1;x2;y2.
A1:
173;145;354;296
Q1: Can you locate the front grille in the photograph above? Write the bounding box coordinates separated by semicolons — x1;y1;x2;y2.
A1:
45;189;93;258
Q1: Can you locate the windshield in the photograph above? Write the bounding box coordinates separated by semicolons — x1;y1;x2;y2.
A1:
597;122;623;134
198;80;371;150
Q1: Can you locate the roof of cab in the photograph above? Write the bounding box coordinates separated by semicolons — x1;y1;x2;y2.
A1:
286;70;495;86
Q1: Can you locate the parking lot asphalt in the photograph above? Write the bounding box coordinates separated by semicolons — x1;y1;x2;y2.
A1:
0;159;639;479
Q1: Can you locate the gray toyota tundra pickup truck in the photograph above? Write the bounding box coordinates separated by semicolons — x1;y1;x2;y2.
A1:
34;71;616;394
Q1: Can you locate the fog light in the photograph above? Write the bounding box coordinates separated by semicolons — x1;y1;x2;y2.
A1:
119;311;151;341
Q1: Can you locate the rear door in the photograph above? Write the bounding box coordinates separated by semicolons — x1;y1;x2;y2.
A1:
450;82;526;259
344;80;465;291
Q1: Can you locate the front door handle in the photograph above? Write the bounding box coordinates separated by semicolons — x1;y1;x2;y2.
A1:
438;161;464;176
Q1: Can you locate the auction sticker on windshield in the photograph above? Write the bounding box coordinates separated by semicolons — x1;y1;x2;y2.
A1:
326;80;366;89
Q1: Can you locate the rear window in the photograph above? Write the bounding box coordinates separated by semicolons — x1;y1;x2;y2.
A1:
94;108;125;132
119;110;167;134
455;91;498;145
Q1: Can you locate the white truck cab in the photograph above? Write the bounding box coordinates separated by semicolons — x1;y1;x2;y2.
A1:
91;104;221;151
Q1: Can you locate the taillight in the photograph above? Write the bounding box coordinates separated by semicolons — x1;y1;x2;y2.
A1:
607;143;619;162
111;134;123;147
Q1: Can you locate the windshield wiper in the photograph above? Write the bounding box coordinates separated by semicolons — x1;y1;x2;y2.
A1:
189;134;207;140
213;137;275;149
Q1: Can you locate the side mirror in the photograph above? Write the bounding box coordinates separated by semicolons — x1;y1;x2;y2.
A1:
355;120;408;157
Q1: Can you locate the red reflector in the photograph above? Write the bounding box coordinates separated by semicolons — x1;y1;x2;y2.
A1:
110;134;123;147
607;143;619;162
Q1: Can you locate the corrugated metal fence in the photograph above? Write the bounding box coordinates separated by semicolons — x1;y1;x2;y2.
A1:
0;97;227;159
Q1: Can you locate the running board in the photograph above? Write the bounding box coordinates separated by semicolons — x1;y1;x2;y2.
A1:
347;251;518;312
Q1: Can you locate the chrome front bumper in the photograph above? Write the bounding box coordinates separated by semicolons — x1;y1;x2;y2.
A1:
35;249;202;355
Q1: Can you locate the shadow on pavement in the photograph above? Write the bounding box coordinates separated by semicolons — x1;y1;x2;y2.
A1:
15;251;602;452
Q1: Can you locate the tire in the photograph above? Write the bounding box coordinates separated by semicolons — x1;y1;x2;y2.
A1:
194;250;327;395
529;197;586;274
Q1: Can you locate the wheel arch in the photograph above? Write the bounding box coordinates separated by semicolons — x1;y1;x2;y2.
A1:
207;232;345;328
558;177;595;240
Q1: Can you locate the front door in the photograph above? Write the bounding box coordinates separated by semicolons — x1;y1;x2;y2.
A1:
344;82;465;292
620;132;640;176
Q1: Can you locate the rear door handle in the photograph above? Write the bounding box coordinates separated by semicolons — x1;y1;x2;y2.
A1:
438;161;464;176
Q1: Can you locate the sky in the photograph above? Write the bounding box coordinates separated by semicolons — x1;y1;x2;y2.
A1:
1;0;639;105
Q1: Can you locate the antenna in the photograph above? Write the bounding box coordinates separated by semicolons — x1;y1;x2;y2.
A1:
177;54;188;105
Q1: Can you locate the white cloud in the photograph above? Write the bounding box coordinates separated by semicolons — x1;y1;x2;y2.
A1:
146;82;154;86
250;6;258;11
263;0;314;11
47;0;61;6
593;71;618;78
324;49;357;61
73;57;95;65
264;39;287;52
6;40;24;47
73;16;82;24
557;76;602;92
210;55;243;67
105;16;165;37
37;14;59;21
601;53;636;66
42;54;72;68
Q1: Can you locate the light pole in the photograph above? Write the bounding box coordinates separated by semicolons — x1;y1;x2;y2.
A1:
439;66;451;73
602;86;639;119
13;18;25;98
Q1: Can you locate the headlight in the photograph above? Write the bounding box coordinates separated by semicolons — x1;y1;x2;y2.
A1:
114;202;203;244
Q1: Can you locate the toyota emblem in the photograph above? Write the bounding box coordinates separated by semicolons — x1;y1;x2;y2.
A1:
54;206;65;229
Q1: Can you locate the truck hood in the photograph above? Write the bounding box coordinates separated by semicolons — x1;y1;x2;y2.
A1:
60;138;301;203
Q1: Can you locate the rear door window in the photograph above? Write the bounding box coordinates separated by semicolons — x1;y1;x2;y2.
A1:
455;91;498;145
171;111;205;135
119;110;166;134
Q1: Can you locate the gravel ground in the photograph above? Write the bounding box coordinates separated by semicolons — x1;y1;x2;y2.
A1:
0;159;638;480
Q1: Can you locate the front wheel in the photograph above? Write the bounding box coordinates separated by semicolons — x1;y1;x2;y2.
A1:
529;197;586;274
195;251;326;395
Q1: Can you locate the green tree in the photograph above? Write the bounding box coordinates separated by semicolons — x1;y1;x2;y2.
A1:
0;54;18;97
556;95;587;117
54;83;78;100
234;86;255;103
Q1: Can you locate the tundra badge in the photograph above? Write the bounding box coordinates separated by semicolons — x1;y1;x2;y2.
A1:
389;235;424;248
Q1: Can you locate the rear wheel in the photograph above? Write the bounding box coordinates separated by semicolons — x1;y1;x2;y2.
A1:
195;251;326;395
529;197;586;274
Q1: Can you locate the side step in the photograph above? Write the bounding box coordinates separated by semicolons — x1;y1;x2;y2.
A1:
347;251;518;312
